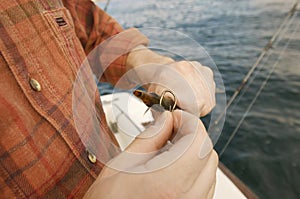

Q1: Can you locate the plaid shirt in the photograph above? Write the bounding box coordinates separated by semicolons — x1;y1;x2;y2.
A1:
0;0;148;198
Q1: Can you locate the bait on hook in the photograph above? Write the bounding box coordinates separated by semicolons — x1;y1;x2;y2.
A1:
133;89;181;112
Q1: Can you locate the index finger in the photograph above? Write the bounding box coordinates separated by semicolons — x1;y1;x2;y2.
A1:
144;111;214;182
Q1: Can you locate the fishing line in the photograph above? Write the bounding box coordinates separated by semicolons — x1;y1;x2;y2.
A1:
214;2;299;126
225;6;298;119
219;12;300;157
91;0;111;11
104;0;111;12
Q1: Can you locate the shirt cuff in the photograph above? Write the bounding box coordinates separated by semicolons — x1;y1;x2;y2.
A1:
98;28;149;85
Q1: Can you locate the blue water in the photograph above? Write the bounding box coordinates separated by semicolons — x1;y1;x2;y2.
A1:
97;0;300;198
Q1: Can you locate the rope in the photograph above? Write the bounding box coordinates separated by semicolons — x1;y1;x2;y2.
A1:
219;9;300;157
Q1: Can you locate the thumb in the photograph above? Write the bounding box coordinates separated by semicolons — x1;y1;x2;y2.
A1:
99;111;173;176
126;110;173;153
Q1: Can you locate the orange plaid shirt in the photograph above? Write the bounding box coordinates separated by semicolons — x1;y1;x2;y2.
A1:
0;0;148;198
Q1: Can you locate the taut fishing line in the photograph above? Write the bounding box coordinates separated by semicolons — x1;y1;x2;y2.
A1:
219;5;300;157
214;2;299;127
225;3;299;121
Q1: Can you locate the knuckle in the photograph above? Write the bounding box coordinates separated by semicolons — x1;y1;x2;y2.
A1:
204;66;214;77
178;60;187;65
211;150;219;167
200;105;213;117
210;94;216;108
176;61;188;68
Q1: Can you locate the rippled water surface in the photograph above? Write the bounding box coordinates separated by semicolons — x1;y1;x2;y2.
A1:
97;0;300;198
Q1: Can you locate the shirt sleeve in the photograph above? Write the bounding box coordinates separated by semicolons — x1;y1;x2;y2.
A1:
62;0;149;85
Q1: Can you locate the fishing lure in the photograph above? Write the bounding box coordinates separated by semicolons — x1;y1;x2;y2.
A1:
133;89;181;112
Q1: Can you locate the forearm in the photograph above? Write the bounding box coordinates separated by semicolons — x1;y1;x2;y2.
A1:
126;45;174;71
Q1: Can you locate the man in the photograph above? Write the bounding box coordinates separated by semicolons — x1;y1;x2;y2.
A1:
0;0;217;198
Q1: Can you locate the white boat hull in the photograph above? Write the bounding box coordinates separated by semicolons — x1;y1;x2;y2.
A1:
101;92;254;199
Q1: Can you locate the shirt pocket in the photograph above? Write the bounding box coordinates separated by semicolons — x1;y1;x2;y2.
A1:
43;8;75;43
42;7;86;70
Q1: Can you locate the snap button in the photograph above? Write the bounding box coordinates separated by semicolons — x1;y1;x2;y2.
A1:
88;152;97;164
29;79;41;92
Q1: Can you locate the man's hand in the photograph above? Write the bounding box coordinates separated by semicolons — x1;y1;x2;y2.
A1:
84;111;218;199
147;61;216;117
126;46;216;117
